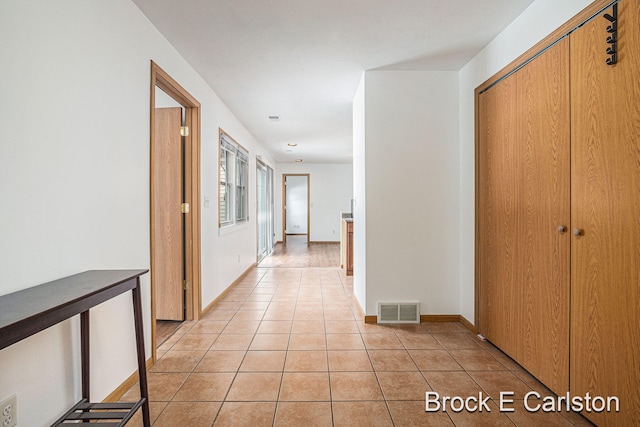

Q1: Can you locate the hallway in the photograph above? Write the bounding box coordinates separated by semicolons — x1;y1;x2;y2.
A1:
125;263;593;426
258;235;340;268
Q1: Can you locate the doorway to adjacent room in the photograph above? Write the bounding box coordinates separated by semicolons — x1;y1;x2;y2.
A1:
150;61;202;358
282;174;310;244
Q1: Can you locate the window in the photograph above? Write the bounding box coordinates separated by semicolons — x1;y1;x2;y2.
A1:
219;144;232;225
219;130;249;227
235;149;248;222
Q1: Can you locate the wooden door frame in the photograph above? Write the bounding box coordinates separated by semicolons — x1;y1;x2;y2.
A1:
150;61;202;362
282;173;310;244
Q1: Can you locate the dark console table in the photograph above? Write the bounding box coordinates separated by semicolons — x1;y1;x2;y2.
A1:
0;270;150;427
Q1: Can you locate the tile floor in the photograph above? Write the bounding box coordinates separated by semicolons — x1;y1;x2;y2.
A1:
124;267;593;426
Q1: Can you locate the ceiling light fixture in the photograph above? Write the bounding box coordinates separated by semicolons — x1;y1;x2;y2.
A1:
287;143;297;146
295;159;303;162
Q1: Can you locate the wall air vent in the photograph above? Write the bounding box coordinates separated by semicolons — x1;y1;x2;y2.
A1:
377;302;420;323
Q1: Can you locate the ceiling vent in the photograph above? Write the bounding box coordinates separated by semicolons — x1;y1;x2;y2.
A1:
268;115;280;121
377;302;420;324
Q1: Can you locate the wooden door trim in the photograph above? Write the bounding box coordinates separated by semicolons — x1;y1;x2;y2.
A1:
282;173;310;244
474;0;614;331
150;61;202;363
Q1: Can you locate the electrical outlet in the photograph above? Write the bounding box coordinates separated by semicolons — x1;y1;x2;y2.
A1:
1;394;16;427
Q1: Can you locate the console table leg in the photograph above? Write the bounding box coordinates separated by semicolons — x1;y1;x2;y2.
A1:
132;278;150;427
80;310;90;401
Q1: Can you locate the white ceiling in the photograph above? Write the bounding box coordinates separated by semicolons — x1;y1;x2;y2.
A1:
132;0;535;164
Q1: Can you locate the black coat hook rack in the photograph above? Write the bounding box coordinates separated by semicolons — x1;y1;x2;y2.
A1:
603;3;618;65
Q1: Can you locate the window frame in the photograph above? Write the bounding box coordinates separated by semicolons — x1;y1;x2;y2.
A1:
219;129;249;228
219;143;233;226
235;150;249;222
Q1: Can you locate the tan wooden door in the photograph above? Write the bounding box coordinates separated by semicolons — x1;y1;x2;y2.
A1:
478;74;519;358
516;38;570;395
570;2;640;425
480;39;571;394
153;107;184;321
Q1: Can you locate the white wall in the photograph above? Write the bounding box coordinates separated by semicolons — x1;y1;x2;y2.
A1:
359;70;460;316
284;175;309;234
276;163;353;242
0;1;274;425
201;113;276;308
155;86;183;109
458;0;593;323
352;76;367;310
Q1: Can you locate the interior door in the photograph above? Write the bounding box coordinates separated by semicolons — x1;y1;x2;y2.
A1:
153;107;184;321
516;38;570;394
478;74;519;358
570;2;640;424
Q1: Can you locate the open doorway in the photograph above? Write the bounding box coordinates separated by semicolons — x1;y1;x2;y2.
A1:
150;62;202;360
282;174;310;244
153;91;185;347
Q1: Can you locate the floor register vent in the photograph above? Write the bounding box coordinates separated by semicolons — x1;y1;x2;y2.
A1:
377;302;420;323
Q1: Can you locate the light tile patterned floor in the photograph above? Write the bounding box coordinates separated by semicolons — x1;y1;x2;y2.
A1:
124;267;593;426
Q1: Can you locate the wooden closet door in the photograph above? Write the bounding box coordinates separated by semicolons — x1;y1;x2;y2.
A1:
478;75;520;358
516;38;571;394
570;1;640;425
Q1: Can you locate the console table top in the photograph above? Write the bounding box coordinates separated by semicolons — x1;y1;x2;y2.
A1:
0;269;149;350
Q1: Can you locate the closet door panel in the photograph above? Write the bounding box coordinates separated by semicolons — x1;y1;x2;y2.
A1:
570;2;640;425
478;75;520;357
517;38;571;395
